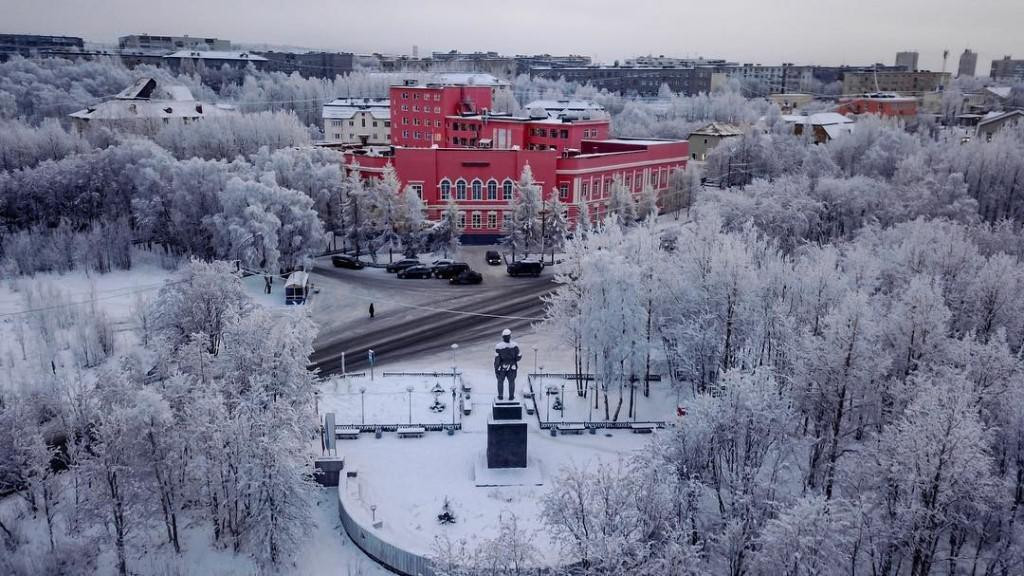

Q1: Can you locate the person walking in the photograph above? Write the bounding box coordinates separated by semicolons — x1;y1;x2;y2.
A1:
369;303;375;318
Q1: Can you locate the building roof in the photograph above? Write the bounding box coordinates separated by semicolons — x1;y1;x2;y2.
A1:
524;99;605;112
323;98;391;120
436;73;506;87
782;112;854;126
70;78;226;122
689;122;744;137
978;109;1024;129
323;106;390;121
164;50;267;61
986;86;1013;99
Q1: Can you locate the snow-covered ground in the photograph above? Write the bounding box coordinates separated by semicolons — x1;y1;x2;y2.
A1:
320;374;464;427
322;334;680;566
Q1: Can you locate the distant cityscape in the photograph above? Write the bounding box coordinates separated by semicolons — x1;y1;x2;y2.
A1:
2;33;1023;99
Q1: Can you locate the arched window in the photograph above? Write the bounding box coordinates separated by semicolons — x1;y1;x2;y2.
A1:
471;179;483;200
456;179;467;200
440;179;452;200
487;179;498;200
502;179;514;201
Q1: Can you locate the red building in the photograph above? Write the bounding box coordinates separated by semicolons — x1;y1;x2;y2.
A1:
346;82;688;242
389;81;494;147
836;94;918;117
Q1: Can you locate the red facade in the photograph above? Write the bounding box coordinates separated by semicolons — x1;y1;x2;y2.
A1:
347;138;688;239
346;82;689;240
836;96;918;117
390;83;493;147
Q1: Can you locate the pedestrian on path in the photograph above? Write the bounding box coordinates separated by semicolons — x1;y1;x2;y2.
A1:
369;302;375;318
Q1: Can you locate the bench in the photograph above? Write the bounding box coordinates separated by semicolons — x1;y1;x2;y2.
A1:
630;423;657;434
397;426;426;438
557;424;586;435
336;428;361;440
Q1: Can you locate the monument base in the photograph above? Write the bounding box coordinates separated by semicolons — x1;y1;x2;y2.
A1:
473;453;544;487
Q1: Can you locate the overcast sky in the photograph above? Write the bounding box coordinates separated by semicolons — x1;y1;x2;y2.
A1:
4;0;1022;72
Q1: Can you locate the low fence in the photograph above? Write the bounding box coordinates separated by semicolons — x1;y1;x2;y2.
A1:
382;371;459;378
526;374;667;431
336;423;461;433
337;480;437;576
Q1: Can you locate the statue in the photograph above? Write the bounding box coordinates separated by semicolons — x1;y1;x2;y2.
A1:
494;328;522;400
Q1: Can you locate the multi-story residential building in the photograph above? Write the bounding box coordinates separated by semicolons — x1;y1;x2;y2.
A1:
724;63;812;94
323;98;390;144
896;51;920;72
842;70;951;95
343;82;689;241
991;56;1024;83
389;81;495;148
514;54;592;75
0;33;83;61
431;50;517;78
958;50;978;78
163;50;267;71
530;65;715;96
257;51;354;78
118;34;230;52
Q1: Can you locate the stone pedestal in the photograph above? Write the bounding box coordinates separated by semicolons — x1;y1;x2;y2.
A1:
487;400;527;469
314;457;345;486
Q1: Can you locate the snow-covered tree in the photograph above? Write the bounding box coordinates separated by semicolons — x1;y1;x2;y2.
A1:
502;165;543;259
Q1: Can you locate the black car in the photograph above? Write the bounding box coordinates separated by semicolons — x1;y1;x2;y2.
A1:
485;250;502;265
386;259;421;273
507;259;544;277
331;254;365;270
450;269;483;285
433;262;470;279
397;265;433;279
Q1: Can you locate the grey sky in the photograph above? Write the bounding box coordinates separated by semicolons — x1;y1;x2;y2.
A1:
3;0;1022;72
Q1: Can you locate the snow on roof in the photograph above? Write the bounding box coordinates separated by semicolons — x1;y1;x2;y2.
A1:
524;99;606;120
323;98;391;120
164;85;195;102
978;109;1024;128
593;138;679;146
823;123;855;141
323;106;390;121
986;86;1012;99
70;99;228;121
435;73;506;86
285;271;309;287
164;50;268;62
782;112;854;126
689;122;744;137
115;77;157;100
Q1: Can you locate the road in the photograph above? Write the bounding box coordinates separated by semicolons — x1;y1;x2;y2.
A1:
308;252;557;376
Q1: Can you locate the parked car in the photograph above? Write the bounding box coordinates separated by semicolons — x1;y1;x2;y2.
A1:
485;250;502;265
397;265;433;279
507;259;544;277
331;254;365;270
450;269;483;285
386;259;421;273
430;258;454;274
434;262;470;279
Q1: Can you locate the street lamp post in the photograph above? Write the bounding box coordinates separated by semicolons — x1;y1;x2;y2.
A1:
450;386;457;433
360;386;366;426
406;385;414;425
450;343;459;390
561;382;565;421
533;346;538;376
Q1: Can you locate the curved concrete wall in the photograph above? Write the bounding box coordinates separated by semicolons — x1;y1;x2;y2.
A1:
337;485;436;576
